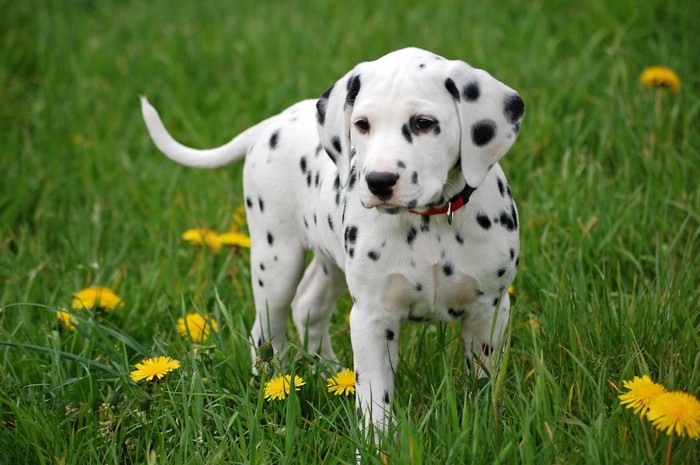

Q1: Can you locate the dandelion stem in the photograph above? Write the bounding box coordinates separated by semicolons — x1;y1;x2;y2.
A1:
664;431;674;465
640;417;654;459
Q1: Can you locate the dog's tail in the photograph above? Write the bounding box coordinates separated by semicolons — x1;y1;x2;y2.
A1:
140;96;264;168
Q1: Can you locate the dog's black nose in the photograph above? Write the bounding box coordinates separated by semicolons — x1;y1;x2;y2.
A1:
366;171;399;200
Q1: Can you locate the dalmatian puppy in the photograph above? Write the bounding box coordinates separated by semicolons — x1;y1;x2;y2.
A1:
141;47;524;436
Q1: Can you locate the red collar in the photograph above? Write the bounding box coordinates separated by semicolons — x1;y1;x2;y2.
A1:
408;184;475;224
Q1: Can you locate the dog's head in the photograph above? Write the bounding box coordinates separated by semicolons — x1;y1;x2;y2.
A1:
316;47;524;212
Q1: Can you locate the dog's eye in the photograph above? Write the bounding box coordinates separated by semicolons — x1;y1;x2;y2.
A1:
411;116;437;133
354;118;370;133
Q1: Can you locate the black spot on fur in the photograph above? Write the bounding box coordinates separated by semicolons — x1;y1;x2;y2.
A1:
471;119;496;146
443;263;453;276
368;250;380;261
327;214;334;231
385;329;395;341
510;248;515;260
415;283;423;292
511;204;519;230
448;308;465;318
344;225;358;258
258;279;264;287
397;161;406;169
246;197;253;208
482;343;493;356
499;210;516;231
407;227;417;246
316;85;333;125
348;166;358;190
332;136;342;154
455;233;464;244
267;232;274;246
444;78;460;101
258;197;264;212
406;200;417;209
345;225;358;243
497;178;505;197
420;215;430;232
492;297;499;307
384;391;390;404
504;94;525;124
463;81;481;101
476;213;492;229
346;75;361;107
306;172;312;187
260;262;265;271
269;130;280;149
300;156;307;174
314;172;320;187
497;268;506;277
401;124;413;143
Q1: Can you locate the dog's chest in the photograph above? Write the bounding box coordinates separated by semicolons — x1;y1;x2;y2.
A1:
338;209;516;323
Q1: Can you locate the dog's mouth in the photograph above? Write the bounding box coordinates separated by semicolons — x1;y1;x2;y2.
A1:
361;186;449;212
374;204;403;215
365;197;436;214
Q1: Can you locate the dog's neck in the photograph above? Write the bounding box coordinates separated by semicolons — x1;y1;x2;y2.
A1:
408;168;475;224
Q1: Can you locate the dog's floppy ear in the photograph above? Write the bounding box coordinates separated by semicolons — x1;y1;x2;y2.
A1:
316;65;364;186
444;61;524;188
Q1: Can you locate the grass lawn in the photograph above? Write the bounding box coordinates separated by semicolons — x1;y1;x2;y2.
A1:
1;0;698;463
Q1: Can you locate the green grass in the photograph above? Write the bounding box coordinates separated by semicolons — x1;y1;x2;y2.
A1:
1;0;699;463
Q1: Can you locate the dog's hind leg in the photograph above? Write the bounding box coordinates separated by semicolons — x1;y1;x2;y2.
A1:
291;255;347;363
248;238;306;371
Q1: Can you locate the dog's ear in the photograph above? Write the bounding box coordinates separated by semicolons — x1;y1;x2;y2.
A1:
444;61;524;188
316;66;364;186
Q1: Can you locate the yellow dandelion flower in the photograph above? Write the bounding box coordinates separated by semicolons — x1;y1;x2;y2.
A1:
130;356;181;382
57;309;77;330
646;391;700;439
176;313;219;343
217;231;251;248
264;374;306;401
182;228;222;252
640;66;681;93
71;286;124;311
507;284;515;295
619;374;667;417
327;369;356;396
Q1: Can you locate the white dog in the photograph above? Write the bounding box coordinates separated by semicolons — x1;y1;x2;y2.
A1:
141;47;524;435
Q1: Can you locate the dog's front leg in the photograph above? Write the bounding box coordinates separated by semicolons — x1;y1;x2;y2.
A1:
349;306;400;440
